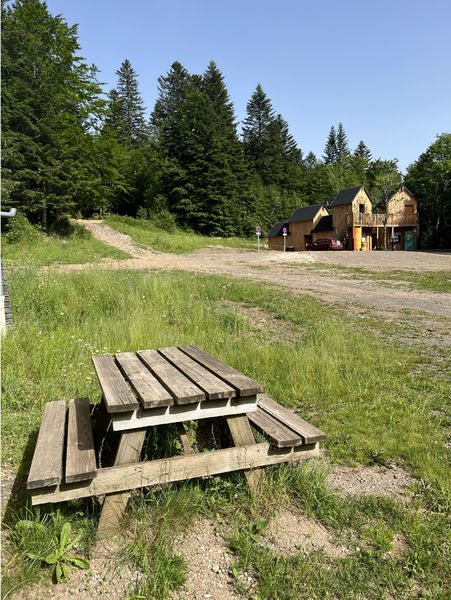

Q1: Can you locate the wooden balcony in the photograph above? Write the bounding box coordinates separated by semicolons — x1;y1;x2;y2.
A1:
346;212;419;228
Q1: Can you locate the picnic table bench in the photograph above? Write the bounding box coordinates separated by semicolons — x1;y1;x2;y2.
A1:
27;345;326;536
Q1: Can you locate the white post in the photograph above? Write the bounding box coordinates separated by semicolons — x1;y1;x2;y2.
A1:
282;227;288;252
256;227;261;252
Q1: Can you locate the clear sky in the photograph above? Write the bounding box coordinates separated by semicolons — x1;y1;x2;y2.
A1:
45;0;450;173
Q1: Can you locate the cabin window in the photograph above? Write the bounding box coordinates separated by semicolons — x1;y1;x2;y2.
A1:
359;203;365;213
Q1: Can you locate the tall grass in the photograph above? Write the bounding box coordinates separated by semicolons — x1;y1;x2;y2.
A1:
104;214;261;253
2;266;449;488
2;230;129;267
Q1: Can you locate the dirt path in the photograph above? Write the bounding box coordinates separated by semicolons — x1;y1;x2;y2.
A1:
69;221;451;319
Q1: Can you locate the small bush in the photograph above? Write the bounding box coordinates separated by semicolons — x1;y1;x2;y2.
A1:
149;210;177;233
4;213;42;244
48;214;90;239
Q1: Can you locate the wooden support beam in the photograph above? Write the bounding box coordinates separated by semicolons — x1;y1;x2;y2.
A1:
226;415;265;491
97;429;146;538
31;442;320;505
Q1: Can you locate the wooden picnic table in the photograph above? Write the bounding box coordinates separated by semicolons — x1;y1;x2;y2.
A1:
27;345;326;537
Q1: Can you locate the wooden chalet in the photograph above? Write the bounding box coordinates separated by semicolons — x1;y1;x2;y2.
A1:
331;185;374;250
267;204;335;251
375;186;419;250
268;185;419;252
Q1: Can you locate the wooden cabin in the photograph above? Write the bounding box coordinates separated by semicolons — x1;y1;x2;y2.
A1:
331;185;374;250
375;186;419;250
268;204;334;251
288;204;333;251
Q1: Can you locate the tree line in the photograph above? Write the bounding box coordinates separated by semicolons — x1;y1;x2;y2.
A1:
2;0;450;247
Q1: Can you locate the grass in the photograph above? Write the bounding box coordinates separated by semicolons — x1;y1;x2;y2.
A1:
2;239;450;599
2;229;129;267
104;214;262;253
2;266;449;485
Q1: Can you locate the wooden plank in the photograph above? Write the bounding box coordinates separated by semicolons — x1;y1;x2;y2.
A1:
97;429;147;538
178;345;264;397
248;407;303;448
158;346;236;400
31;442;320;505
92;354;139;413
115;352;174;408
27;400;66;489
226;415;265;490
137;349;205;404
65;398;97;484
111;396;257;431
257;394;327;444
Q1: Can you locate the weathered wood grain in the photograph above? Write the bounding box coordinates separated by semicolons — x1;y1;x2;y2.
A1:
111;396;257;431
178;345;264;396
248;407;303;447
31;442;320;505
27;400;66;489
65;398;97;484
257;394;327;444
226;415;264;490
115;352;174;408
97;429;147;538
158;346;236;400
92;354;139;413
137;349;205;404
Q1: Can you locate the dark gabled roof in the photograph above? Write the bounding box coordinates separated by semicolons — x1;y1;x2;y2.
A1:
288;203;325;224
331;185;369;207
267;221;288;238
311;215;333;233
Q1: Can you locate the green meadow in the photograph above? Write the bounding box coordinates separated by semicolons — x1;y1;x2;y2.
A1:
2;233;450;599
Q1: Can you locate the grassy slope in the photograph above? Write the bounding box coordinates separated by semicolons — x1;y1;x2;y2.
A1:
2;230;129;267
2;242;450;599
104;214;261;253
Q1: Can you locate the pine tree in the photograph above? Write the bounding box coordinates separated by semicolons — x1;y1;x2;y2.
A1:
323;126;337;164
1;0;109;224
242;84;276;183
336;122;350;161
113;59;148;144
151;61;193;158
354;140;372;162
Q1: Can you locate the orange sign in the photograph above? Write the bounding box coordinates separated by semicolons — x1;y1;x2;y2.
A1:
353;227;362;250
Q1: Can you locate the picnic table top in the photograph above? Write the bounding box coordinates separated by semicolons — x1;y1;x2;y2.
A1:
92;345;265;414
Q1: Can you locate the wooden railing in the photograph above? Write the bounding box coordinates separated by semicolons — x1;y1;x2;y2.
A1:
346;213;419;227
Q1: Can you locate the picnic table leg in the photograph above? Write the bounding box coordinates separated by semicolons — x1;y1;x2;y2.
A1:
93;398;111;466
97;428;146;538
226;415;265;491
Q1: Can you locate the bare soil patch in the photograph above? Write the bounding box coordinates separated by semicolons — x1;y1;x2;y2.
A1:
326;463;416;499
171;518;241;600
261;510;348;558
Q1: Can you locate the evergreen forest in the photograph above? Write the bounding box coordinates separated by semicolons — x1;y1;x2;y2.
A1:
2;0;450;248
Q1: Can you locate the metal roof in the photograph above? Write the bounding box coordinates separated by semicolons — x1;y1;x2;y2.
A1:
267;222;288;238
287;204;325;224
331;185;368;207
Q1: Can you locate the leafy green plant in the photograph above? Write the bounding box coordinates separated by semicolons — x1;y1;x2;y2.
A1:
32;522;89;583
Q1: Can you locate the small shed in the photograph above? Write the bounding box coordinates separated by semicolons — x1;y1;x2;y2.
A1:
268;222;289;251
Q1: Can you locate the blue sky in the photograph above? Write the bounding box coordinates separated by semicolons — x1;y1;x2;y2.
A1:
46;0;450;172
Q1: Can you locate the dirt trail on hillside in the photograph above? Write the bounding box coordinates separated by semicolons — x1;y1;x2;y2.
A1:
67;220;451;320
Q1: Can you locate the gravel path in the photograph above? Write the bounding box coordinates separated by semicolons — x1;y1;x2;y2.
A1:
68;221;451;319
